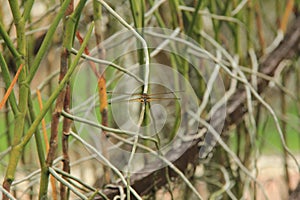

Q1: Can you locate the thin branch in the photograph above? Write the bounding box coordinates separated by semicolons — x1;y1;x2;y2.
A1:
0;64;23;110
189;113;268;199
96;0;150;93
27;0;72;83
61;110;158;143
95;130;204;199
48;167;88;200
95;15;300;199
69;131;143;200
0;185;17;200
71;48;144;84
200;30;300;170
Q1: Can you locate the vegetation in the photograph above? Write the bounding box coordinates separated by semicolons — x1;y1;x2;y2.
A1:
0;0;299;199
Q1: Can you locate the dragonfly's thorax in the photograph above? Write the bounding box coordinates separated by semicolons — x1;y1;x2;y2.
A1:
139;93;148;103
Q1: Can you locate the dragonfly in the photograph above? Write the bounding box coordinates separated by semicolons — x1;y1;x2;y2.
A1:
107;90;182;147
107;90;181;104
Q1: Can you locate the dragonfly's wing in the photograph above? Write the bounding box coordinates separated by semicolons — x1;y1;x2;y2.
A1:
109;97;143;104
107;90;183;97
139;91;183;97
146;97;180;102
107;91;143;96
108;90;182;104
109;97;180;104
149;90;183;95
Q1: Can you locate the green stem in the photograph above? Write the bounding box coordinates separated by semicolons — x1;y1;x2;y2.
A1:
0;53;18;114
247;1;254;49
93;0;103;44
23;0;34;21
148;0;166;28
129;0;145;29
72;0;89;22
3;1;28;197
232;1;241;56
28;96;46;167
168;0;183;29
0;22;21;60
209;1;219;41
27;0;72;83
4;22;93;200
40;22;93;200
63;0;88;52
9;0;22;19
21;22;94;151
187;0;202;35
8;0;26;62
129;0;146;75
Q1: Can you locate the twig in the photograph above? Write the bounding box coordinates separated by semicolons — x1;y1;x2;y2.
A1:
69;131;143;200
95;15;300;199
0;64;23;110
36;89;58;200
61;110;158;143
192;114;269;200
53;167;109;199
0;185;17;200
96;0;150;93
49;167;88;200
71;48;144;83
280;0;295;33
200;30;300;170
81;126;203;200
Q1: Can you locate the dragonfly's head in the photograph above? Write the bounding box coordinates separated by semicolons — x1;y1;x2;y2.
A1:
139;96;147;104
